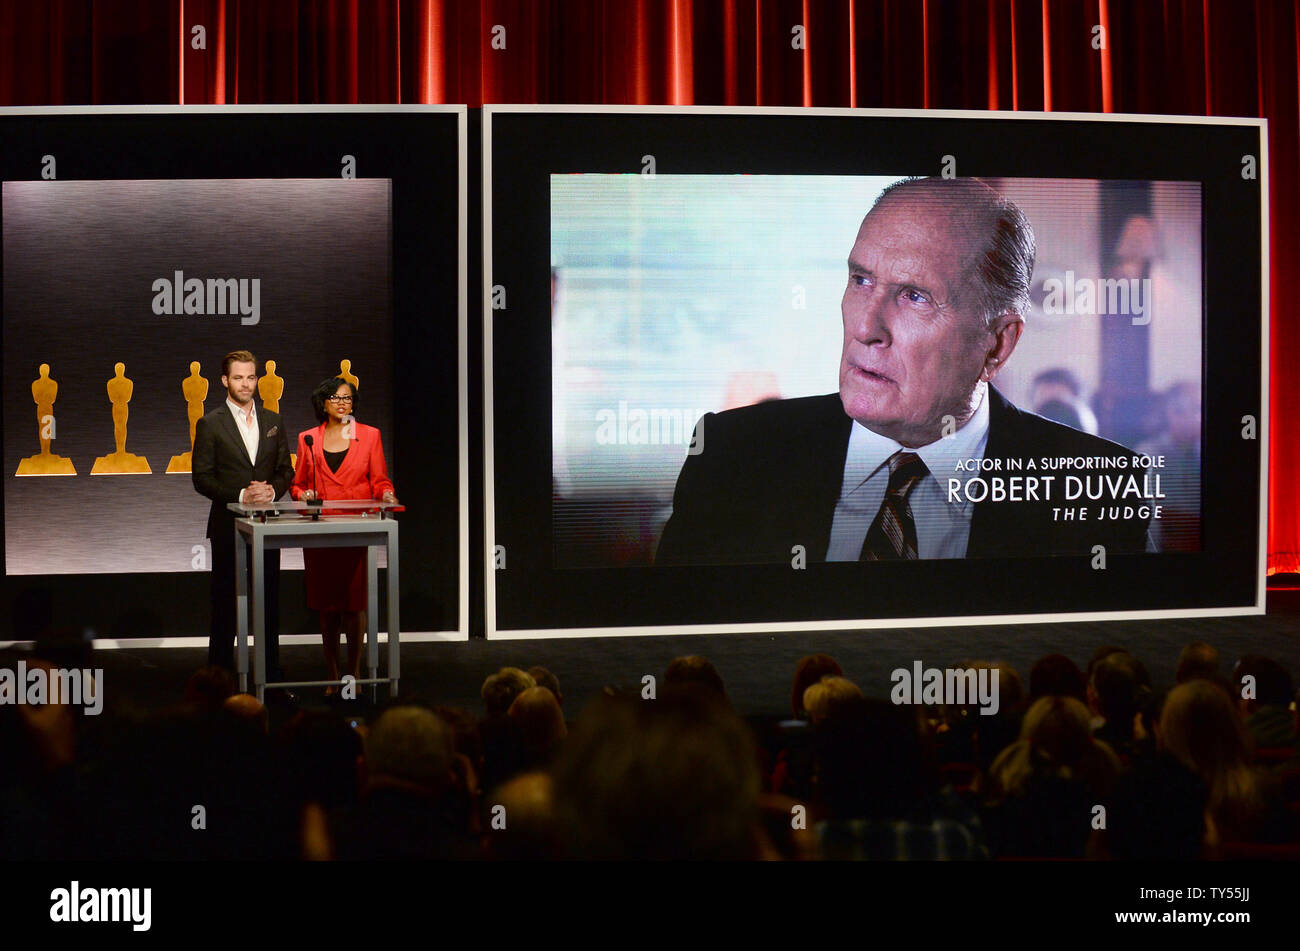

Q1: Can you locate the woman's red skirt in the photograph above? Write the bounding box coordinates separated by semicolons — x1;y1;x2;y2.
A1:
303;546;367;613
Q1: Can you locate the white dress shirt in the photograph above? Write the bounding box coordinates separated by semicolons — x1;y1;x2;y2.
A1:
227;397;259;503
825;388;991;560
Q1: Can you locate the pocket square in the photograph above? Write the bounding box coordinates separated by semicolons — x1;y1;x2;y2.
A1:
265;426;278;437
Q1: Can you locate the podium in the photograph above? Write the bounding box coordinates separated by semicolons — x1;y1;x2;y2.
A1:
228;500;403;702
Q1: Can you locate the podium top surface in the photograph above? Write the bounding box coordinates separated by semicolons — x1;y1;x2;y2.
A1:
227;500;405;517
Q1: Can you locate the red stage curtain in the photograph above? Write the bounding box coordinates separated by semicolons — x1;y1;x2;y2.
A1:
1;0;1297;573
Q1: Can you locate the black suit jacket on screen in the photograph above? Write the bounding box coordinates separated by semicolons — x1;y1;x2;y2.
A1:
192;403;294;543
655;386;1151;566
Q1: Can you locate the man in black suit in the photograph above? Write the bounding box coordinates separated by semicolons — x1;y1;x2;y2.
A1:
657;177;1153;565
192;350;294;674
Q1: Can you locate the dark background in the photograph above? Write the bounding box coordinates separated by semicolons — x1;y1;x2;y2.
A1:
0;110;463;639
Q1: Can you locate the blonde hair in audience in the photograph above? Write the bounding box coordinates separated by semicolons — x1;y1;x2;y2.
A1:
803;676;863;724
987;695;1120;800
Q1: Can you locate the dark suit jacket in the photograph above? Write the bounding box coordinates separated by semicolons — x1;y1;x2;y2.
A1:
192;402;295;542
655;386;1151;565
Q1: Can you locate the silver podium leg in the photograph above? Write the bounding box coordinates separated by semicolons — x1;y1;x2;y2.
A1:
252;533;265;704
386;523;400;698
235;525;249;696
366;545;379;703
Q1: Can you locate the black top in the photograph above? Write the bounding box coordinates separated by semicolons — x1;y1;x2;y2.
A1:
324;448;348;474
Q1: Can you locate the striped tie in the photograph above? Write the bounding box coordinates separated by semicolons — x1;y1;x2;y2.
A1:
859;451;930;561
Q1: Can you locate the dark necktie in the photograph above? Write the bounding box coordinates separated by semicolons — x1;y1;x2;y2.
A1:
859;450;930;560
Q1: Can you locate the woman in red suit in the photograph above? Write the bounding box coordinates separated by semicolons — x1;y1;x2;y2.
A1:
290;376;398;693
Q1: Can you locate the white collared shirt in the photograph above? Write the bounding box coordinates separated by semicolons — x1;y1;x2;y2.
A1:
226;397;259;464
825;387;991;560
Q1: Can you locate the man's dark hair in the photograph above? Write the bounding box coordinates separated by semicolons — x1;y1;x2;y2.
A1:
1087;645;1127;680
873;177;1036;328
1232;656;1294;708
1176;642;1221;684
221;350;257;378
664;655;726;698
1031;367;1082;397
1091;652;1142;726
184;666;236;710
551;689;760;860
507;686;567;770
311;376;357;424
1035;399;1084;432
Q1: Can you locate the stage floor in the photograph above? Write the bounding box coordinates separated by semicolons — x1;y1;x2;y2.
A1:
62;590;1300;722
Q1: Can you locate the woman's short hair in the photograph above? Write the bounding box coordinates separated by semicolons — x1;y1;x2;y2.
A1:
311;376;356;423
803;676;864;725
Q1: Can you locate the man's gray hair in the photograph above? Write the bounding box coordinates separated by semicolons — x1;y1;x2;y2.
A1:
873;177;1037;328
366;705;453;792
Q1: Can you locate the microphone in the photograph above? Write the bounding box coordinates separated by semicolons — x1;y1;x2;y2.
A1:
304;434;322;507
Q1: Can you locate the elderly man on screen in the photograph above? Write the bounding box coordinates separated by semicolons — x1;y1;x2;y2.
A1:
656;177;1153;566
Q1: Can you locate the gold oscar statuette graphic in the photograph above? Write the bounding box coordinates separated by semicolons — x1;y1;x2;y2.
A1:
339;358;358;390
259;359;295;467
90;362;152;474
166;362;209;473
15;363;77;476
259;359;283;412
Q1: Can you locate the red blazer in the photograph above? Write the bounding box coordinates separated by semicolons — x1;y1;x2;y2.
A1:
290;421;395;502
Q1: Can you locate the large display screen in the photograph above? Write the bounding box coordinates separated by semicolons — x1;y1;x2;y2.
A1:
551;174;1202;567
